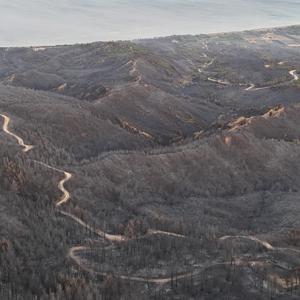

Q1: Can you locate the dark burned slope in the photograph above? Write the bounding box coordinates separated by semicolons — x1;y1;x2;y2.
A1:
0;26;300;299
72;104;300;234
1;25;300;147
0;84;154;159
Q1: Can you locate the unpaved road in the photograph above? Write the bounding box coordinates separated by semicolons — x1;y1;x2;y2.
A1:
0;114;72;207
219;234;300;291
0;114;34;152
290;69;299;81
219;235;274;250
69;245;242;284
200;55;299;91
59;210;126;242
32;160;72;207
207;77;230;85
220;234;300;254
69;245;196;284
243;67;298;91
60;211;187;242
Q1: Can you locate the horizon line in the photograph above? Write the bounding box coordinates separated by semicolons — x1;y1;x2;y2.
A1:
1;23;299;49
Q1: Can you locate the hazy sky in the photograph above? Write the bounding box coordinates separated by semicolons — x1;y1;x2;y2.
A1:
0;0;300;46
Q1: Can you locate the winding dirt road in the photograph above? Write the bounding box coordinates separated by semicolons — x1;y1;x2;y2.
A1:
244;68;298;91
219;235;274;251
290;70;299;81
219;235;300;291
69;245;197;284
220;234;300;255
0;114;71;207
199;53;299;92
60;210;126;242
207;77;231;85
198;58;215;73
0;114;34;152
32;160;72;207
147;229;186;239
245;84;270;92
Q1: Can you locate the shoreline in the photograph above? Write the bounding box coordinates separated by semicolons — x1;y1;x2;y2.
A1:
1;23;299;49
